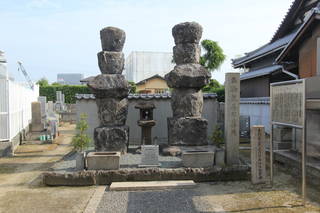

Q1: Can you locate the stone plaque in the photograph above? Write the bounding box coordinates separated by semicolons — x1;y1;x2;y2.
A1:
225;73;240;165
271;82;304;126
251;126;267;184
139;145;160;167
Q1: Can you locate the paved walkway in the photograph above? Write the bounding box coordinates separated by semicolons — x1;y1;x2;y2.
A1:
0;123;95;213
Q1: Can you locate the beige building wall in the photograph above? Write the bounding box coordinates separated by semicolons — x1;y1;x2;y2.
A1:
136;78;169;94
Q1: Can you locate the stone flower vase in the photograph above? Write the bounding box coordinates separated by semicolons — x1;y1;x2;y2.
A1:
75;151;86;170
214;148;225;167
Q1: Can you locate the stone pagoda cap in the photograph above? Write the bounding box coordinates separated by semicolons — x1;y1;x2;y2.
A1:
87;74;130;99
172;22;203;45
100;26;126;52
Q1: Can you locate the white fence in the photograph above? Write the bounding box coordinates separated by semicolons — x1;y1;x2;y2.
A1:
0;78;39;142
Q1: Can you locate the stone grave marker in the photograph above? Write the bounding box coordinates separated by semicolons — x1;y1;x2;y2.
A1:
31;101;44;132
251;125;267;184
225;72;240;165
139;145;160;167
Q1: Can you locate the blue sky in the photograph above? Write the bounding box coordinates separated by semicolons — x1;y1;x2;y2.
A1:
1;0;293;83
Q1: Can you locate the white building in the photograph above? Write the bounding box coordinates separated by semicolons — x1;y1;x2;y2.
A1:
125;51;175;83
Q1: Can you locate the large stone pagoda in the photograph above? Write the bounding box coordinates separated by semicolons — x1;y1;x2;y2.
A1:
165;22;211;146
88;27;130;153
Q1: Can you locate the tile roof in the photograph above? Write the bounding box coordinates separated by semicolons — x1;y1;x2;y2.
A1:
232;31;297;67
240;65;283;81
240;97;270;104
276;7;320;63
75;93;217;100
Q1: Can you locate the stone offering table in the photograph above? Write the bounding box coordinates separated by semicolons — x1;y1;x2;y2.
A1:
165;22;211;146
88;27;130;153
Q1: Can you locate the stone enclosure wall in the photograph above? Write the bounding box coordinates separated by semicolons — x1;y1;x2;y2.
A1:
76;94;219;145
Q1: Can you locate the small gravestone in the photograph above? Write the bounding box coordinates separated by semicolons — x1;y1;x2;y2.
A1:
251;125;267;184
139;145;160;167
31;101;44;132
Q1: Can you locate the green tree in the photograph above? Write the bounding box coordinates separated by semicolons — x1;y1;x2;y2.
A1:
51;82;62;86
200;39;226;72
72;113;91;152
202;79;221;92
128;81;137;94
36;78;49;87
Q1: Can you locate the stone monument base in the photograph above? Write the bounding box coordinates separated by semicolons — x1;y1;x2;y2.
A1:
168;117;208;146
94;126;129;153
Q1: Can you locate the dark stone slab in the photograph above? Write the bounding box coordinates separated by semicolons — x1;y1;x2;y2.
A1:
97;51;124;74
168;117;208;146
43;171;95;186
100;27;126;51
165;64;211;89
172;22;203;45
96;98;128;126
173;43;200;65
43;166;250;186
88;74;130;99
171;89;203;118
94;126;129;153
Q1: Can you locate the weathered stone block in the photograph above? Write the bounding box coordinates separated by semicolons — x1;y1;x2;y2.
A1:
172;22;203;44
87;151;120;170
94;126;129;153
97;51;124;74
165;64;211;89
173;43;200;64
100;27;126;51
96;98;128;126
88;74;130;99
168;117;208;146
171;89;203;118
182;151;214;168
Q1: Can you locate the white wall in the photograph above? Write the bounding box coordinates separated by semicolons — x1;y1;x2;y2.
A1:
0;78;39;142
240;101;270;134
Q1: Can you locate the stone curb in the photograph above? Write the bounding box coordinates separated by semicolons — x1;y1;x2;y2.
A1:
43;166;250;186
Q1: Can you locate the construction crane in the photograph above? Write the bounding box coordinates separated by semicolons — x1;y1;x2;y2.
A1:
17;61;34;90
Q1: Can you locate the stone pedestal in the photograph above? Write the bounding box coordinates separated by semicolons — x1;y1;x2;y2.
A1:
225;73;240;165
251;125;267;184
168;117;207;146
94;126;129;153
165;22;211;146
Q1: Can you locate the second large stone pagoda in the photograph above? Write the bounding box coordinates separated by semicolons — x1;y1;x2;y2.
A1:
88;27;130;153
165;22;211;146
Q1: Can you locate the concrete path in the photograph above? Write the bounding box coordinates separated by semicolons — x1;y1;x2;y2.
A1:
0;123;96;213
97;180;320;213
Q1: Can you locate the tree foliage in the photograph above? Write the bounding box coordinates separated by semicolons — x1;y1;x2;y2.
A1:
128;81;137;93
36;78;49;87
72;113;91;152
200;39;226;72
40;85;90;104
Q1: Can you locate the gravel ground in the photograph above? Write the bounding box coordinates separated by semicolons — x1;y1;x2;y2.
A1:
96;180;320;213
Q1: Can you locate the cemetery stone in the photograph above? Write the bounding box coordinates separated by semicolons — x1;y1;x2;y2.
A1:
165;22;211;146
225;73;240;165
88;27;129;153
251;125;267;184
